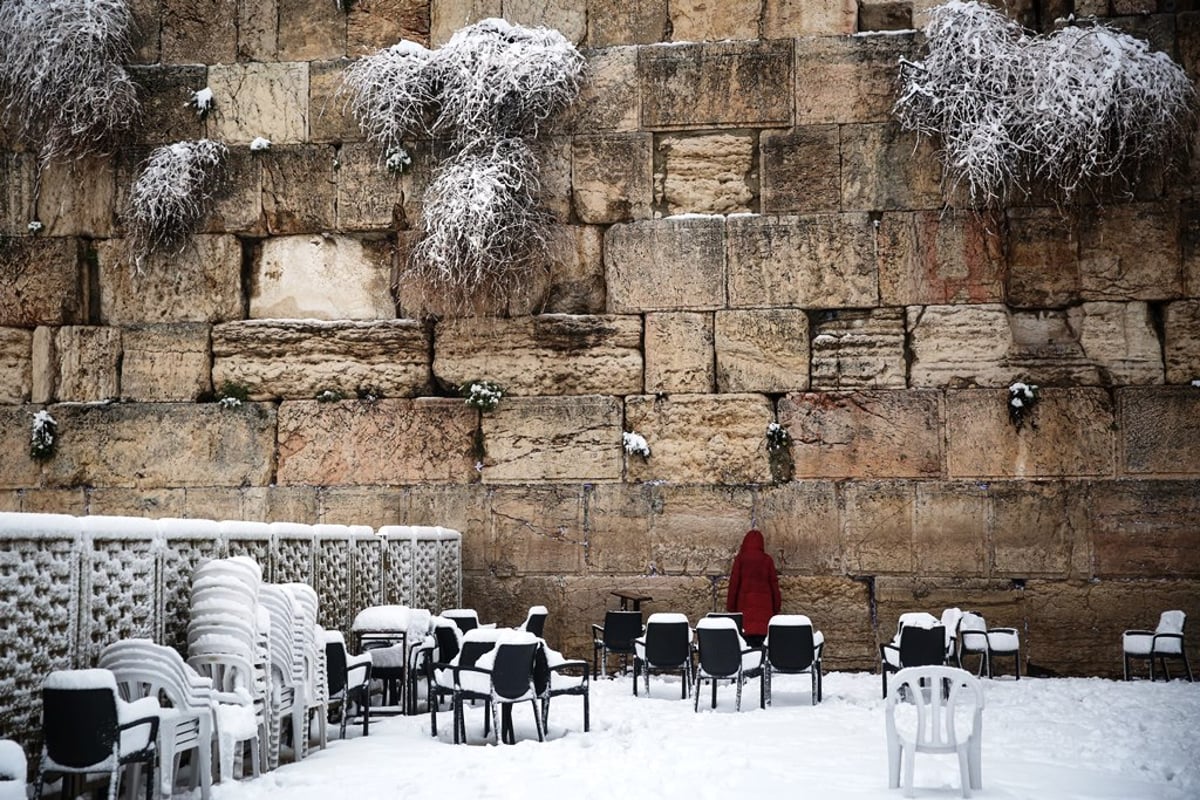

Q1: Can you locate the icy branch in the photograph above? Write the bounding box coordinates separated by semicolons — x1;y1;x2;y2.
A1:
124;140;228;263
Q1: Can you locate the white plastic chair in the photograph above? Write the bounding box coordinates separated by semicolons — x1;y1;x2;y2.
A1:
1123;610;1193;682
956;611;1021;679
885;666;984;798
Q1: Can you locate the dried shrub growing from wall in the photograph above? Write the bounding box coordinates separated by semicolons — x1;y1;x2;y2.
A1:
124;140;228;265
341;40;434;156
894;0;1194;205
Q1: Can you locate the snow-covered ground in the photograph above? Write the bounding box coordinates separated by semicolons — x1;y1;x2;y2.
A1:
211;670;1198;800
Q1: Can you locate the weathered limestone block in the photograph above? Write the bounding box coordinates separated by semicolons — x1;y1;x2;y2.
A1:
586;0;669;46
810;307;906;390
17;487;88;514
205;148;264;234
755;481;840;573
336;143;401;231
310;60;363;143
645;312;714;394
405;483;491;550
277;399;477;485
624;394;774;484
537;137;572;223
1;152;35;236
277;0;346;60
505;0;586;43
562;47;639;133
55;327;121;403
913;483;989;576
0;407;49;488
36;157;116;237
262;145;337;234
777;576;875;668
840;480;915;574
349;0;430;54
760;126;840;214
1164;300;1200;384
765;0;857;34
990;480;1090;579
781;391;942;479
1079;203;1183;300
645;484;755;574
250;234;394;320
655;133;756;216
213;319;429;400
906;305;1026;387
539;225;605;314
31;327;55;403
237;0;277;60
481;396;623;483
1075;302;1163;385
726;214;878;309
120;324;211;402
639;40;793;129
162;0;237;63
1006;206;1080;308
877;210;1006;305
857;0;913;30
572;134;653;224
435;314;642;396
1185;200;1200;296
208;63;309;145
841;123;942;210
318;485;406;528
0;328;32;404
86;487;183;518
605;218;725;312
44;402;276;488
429;0;501;46
0;238;84;326
795;34;917;124
945;388;1116;478
1089;479;1200;578
128;0;160;63
1119;387;1200;476
715;309;809;393
128;66;206;145
481;485;586;576
584;483;654;573
98;235;242;325
669;0;760;41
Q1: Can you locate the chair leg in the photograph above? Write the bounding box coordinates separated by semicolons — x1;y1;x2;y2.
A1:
903;743;916;798
957;744;971;798
734;673;742;712
32;759;45;800
711;677;717;709
146;757;156;800
887;741;901;789
1183;650;1194;682
583;691;590;732
530;700;543;742
632;659;639;696
693;676;701;712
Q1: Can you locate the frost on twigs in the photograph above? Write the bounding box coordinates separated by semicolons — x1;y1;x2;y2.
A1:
894;0;1194;205
124;140;228;264
342;40;434;154
0;0;139;162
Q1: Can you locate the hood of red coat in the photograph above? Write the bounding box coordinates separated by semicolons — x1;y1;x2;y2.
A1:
739;529;765;554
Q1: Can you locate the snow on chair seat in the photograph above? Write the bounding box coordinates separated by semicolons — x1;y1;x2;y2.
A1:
1123;610;1193;682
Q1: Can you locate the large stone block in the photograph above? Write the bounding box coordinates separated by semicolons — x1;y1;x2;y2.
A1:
0;238;84;326
1006;206;1080;308
41;403;276;488
207;62;309;145
128;0;161;63
348;0;430;55
204;148;264;234
237;0;277;60
429;0;501;46
668;0;760;41
777;576;875;668
755;481;840;573
715;309;809;393
403;483;491;549
605;218;726;312
31;327;55;403
213;319;430;400
584;483;654;573
810;307;906;390
262;145;338;234
0;328;32;404
504;0;586;43
991;480;1091;579
726;214;878;309
481;396;623;482
162;0;237;63
624;394;774;484
335;143;401;231
1;152;36;235
120;324;212;402
586;0;668;46
250;234;394;320
1185;200;1200;295
55;327;121;403
537;136;572;224
539;225;605;314
1119;387;1200;476
945;388;1116;478
1079;203;1183;300
1089;479;1200;578
309;60;363;143
276;399;477;485
97;235;242;325
645;484;755;575
877;210;1006;306
277;0;346;60
781;391;942;479
795;34;917;124
655;133;756;216
644;312;714;394
912;483;989;576
572;134;653;224
317;486;406;528
36;157;116;237
0;407;50;488
128;66;207;145
760;125;841;214
1075;302;1163;385
1164;300;1200;384
562;47;639;133
840;480;915;574
765;0;858;35
84;487;187;518
639;40;793;129
841;123;942;210
484;485;586;576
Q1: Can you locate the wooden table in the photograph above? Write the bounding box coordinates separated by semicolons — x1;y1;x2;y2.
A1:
611;589;652;611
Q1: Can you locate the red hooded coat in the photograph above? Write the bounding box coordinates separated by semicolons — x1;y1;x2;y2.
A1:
725;529;782;637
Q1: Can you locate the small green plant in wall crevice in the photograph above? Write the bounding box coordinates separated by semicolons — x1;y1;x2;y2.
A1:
216;380;249;409
765;422;794;484
462;380;504;412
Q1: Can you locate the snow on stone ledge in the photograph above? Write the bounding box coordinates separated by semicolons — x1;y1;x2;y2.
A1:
0;511;83;538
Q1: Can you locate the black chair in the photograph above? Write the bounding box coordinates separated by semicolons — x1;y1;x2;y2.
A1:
534;643;590;733
633;613;693;699
453;636;543;745
881;623;947;698
425;619;463;737
705;612;745;634
591;610;643;678
1123;610;1193;682
35;670;160;800
521;606;549;638
359;634;407;712
433;632;499;743
325;633;372;739
443;609;481;634
693;616;764;711
764;614;824;706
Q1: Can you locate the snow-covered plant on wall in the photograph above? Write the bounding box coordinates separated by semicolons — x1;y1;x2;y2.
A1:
342;40;434;156
623;431;651;460
30;410;58;461
894;0;1194;205
765;422;794;484
0;0;139;163
1008;381;1038;431
124;139;228;263
191;87;214;118
462;380;504;412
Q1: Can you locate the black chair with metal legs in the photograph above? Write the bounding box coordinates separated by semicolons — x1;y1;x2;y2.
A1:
324;633;372;739
591;610;644;678
633;613;693;699
1123;610;1193;682
693;616;764;712
881;621;947;699
764;614;824;706
535;643;591;733
453;634;543;745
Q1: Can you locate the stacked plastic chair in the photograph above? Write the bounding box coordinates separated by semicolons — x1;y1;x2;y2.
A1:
258;585;304;770
285;583;328;751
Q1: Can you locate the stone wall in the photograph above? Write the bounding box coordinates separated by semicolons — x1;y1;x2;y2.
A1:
1;0;1198;679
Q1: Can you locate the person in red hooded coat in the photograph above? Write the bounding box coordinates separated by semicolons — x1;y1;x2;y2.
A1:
726;529;781;647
